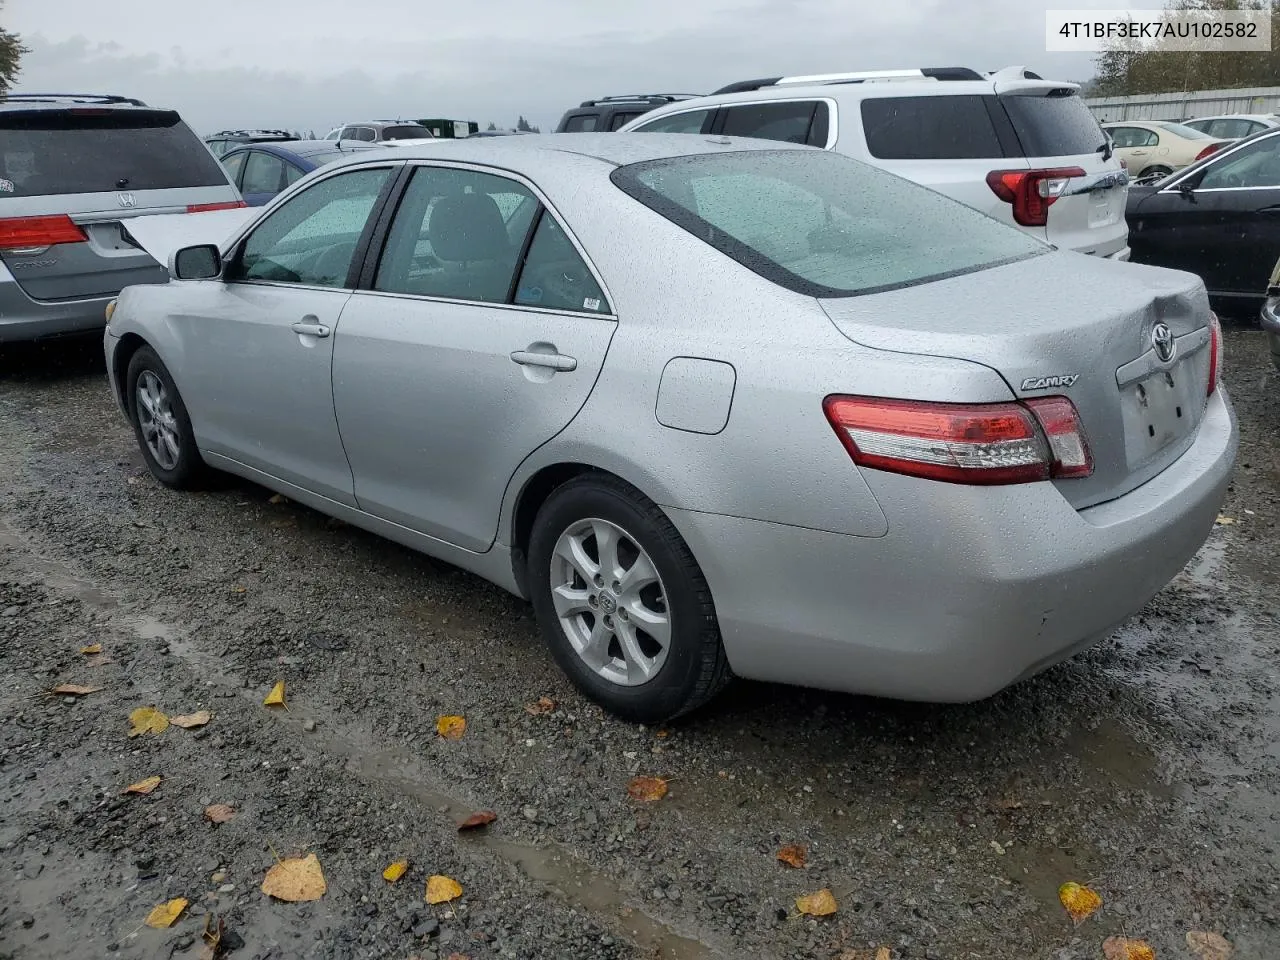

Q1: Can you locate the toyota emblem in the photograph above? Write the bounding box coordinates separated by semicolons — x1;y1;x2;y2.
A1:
1150;322;1175;363
117;192;137;208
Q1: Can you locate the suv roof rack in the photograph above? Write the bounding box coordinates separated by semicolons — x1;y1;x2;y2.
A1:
0;92;149;106
209;129;296;137
577;94;702;107
711;67;985;95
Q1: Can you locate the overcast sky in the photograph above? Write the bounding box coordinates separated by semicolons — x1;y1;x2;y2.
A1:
6;0;1160;135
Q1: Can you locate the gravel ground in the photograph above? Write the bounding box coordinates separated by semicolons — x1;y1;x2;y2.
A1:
0;326;1277;960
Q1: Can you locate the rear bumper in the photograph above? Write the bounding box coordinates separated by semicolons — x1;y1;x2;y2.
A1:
0;273;114;343
1261;298;1280;369
666;387;1237;702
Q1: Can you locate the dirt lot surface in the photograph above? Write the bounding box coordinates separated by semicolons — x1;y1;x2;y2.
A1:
1;327;1277;960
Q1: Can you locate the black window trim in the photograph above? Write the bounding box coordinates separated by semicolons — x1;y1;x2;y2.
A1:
609;150;1045;299
219;161;404;292
350;159;618;318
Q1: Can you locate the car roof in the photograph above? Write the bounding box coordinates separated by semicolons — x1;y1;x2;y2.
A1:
344;132;810;170
1188;113;1278;122
223;139;376;164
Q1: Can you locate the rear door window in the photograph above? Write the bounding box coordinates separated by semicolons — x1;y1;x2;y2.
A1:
1000;94;1105;157
220;151;248;186
609;111;643;131
242;152;287;195
0;109;229;196
381;125;434;141
514;214;609;313
861;95;1004;159
719;101;829;146
633;109;712;134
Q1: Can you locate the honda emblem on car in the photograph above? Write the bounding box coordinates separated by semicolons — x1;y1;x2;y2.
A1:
117;192;137;208
1151;322;1176;363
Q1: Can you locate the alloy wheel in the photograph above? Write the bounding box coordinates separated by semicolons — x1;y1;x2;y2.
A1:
135;370;181;471
549;517;671;686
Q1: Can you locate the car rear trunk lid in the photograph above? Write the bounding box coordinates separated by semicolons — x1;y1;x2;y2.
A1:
818;253;1213;509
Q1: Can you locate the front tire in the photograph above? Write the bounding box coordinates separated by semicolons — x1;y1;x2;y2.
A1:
126;346;208;489
527;475;731;723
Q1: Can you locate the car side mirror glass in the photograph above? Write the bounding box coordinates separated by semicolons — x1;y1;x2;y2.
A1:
170;244;222;281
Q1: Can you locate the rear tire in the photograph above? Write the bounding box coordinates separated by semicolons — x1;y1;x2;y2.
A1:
1142;164;1174;181
527;475;731;723
126;346;209;489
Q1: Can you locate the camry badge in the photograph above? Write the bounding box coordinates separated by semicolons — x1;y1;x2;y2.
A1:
1151;322;1175;363
1021;374;1079;391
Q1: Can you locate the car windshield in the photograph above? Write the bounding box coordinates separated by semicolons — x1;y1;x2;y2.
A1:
1155;121;1214;140
610;148;1046;298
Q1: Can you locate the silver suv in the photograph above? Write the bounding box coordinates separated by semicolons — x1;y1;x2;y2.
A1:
0;93;243;342
324;120;437;143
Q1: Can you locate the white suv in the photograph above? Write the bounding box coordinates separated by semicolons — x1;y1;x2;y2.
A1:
618;66;1130;259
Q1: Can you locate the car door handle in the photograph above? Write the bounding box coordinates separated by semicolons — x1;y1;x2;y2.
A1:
510;350;577;372
291;321;331;338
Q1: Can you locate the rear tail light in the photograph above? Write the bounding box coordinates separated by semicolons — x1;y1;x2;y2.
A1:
0;214;88;251
186;200;247;213
986;167;1087;227
1207;311;1222;396
1194;143;1225;162
823;395;1093;486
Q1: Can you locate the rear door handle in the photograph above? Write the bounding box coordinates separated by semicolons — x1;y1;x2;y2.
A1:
510;350;577;372
291;321;331;338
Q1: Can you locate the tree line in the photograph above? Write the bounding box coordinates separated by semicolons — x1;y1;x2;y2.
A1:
1093;0;1280;96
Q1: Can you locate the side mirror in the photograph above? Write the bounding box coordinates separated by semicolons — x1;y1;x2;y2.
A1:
170;244;222;281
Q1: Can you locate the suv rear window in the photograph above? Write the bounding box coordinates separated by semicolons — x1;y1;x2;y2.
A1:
382;125;434;140
0;109;228;196
1000;94;1105;157
611;149;1044;298
861;95;1004;160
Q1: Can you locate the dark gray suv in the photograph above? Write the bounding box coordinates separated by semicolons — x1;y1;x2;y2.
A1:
0;93;243;342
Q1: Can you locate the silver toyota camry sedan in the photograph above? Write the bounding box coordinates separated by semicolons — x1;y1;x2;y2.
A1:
104;134;1237;722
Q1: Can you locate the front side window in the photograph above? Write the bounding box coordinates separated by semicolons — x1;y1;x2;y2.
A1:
241;152;286;195
611;149;1045;298
230;167;391;287
1199;135;1280;189
514;214;609;313
635;109;711;134
720;101;829;147
220;151;247;185
861;95;1004;160
374;166;534;303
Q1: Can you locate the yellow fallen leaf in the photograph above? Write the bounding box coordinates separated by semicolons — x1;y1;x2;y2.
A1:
80;643;103;655
1058;881;1102;925
1187;931;1232;959
524;696;556;715
776;844;807;868
51;683;103;696
263;681;286;708
1102;936;1155;960
795;888;838;917
261;853;326;902
128;706;169;737
171;710;212;729
436;715;466;739
626;776;668;802
1215;515;1237;526
268;494;288;504
230;585;247;593
875;950;891;960
204;803;235;824
425;874;462;904
144;897;189;928
123;776;162;795
383;860;408;882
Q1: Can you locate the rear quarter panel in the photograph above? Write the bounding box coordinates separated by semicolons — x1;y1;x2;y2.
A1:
496;161;1017;542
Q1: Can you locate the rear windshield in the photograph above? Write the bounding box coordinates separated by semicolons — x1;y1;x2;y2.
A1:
1154;121;1214;140
1001;93;1105;157
611;149;1045;298
0;109;229;196
382;125;434;140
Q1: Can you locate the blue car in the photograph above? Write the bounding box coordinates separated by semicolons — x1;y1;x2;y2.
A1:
218;139;377;206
